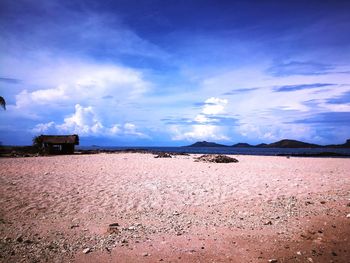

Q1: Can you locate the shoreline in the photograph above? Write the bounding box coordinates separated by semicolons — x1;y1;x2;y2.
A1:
1;145;350;158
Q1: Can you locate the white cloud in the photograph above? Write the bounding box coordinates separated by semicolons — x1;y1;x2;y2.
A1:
14;61;150;110
32;104;147;138
123;123;149;138
237;122;315;142
171;124;229;141
31;85;68;103
32;121;55;133
170;97;230;141
202;97;228;115
56;104;104;135
194;114;211;123
198;65;350;142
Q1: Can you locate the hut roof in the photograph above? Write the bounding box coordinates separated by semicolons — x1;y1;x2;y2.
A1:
40;135;79;145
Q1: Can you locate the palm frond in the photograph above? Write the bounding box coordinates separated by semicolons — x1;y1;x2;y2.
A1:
0;96;6;110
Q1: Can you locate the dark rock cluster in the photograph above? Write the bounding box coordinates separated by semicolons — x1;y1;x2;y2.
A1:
195;154;239;163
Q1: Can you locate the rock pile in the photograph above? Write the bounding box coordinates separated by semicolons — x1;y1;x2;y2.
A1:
194;154;239;163
154;152;172;158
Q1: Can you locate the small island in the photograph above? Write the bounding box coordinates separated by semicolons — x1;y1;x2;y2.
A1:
186;139;350;148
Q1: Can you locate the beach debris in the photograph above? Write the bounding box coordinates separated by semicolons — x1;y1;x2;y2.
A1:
154;152;172;158
83;248;91;254
16;235;23;243
23;239;33;244
173;211;180;216
108;223;119;233
194;154;239;163
70;223;79;229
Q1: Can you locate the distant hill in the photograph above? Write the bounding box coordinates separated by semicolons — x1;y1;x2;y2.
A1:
186;139;350;148
255;143;268;147
325;139;350;148
264;139;320;148
185;141;228;147
231;143;254;147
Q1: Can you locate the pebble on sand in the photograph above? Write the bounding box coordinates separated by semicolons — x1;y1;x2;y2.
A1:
83;248;91;254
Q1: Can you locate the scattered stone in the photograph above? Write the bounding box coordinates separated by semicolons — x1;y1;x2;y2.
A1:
23;239;33;244
83;248;91;254
108;223;120;233
268;259;278;263
142;252;149;257
307;258;313;262
173;211;180;216
16;235;23;243
331;251;338;256
70;223;79;229
264;220;273;225
320;201;326;204
296;251;302;255
154;152;172;158
194;154;239;163
346;213;350;218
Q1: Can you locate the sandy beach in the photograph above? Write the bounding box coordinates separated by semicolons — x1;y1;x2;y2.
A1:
0;153;349;262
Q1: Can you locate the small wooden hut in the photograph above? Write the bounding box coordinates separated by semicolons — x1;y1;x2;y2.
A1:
38;134;79;154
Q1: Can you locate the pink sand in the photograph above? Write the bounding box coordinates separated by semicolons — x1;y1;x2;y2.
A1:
1;153;349;262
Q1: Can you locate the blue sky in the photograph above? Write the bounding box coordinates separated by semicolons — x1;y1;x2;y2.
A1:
1;0;350;146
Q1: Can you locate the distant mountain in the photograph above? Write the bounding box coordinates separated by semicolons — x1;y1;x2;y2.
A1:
185;141;228;147
255;143;268;147
264;139;320;148
186;139;350;148
231;143;254;147
325;139;350;148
